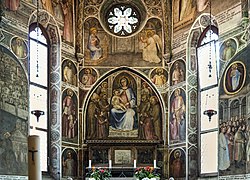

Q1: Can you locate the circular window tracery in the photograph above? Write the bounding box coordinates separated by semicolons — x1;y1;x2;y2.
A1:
106;4;140;36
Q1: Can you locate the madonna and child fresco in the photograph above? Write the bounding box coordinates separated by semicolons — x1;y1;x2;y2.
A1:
109;76;136;131
86;71;162;140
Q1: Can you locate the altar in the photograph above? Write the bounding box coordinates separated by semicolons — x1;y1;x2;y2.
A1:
109;166;135;177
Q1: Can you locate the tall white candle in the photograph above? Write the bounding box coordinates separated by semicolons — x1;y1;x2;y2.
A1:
134;159;136;168
89;160;91;168
154;160;156;168
28;135;41;180
109;160;112;169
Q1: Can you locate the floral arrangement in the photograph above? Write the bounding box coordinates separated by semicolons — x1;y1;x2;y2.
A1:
87;167;112;180
134;166;160;180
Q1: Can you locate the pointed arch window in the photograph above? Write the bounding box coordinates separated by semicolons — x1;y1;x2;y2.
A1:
29;25;49;172
197;25;219;175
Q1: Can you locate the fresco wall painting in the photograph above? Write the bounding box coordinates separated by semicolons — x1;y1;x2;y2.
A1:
86;70;163;141
218;42;250;177
0;47;28;176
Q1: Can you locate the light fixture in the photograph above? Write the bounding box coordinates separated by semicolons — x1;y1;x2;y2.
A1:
35;0;40;77
31;110;45;122
207;0;212;78
203;109;217;122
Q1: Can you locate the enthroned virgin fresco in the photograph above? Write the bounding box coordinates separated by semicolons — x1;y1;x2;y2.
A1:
85;68;163;141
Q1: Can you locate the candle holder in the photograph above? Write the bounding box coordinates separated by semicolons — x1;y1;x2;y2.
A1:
203;109;217;122
31;110;45;122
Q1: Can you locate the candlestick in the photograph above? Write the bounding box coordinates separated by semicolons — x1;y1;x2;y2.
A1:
134;159;136;168
89;160;91;168
109;160;112;169
154;159;156;168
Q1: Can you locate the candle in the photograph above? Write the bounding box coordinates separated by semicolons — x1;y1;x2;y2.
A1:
109;160;112;169
154;160;156;168
89;160;91;168
134;159;136;168
28;135;41;180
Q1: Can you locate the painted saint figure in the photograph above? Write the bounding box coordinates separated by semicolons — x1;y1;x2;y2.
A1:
222;40;235;61
87;93;100;139
149;96;161;140
170;150;185;178
63;61;76;86
41;0;54;15
5;0;20;11
11;38;27;58
62;89;75;138
138;94;154;140
151;68;167;86
81;68;96;86
110;77;136;131
140;30;162;63
170;89;186;141
61;0;73;43
218;126;230;171
87;27;102;60
63;151;76;177
172;62;184;85
234;125;245;168
230;63;241;91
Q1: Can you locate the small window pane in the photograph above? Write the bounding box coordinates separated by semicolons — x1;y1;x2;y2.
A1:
30;39;48;86
200;131;218;174
30;27;47;44
30;85;47;129
200;87;219;131
197;41;218;90
200;29;218;45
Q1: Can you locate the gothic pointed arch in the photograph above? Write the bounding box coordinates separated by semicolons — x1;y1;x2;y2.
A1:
82;66;167;144
186;13;219;177
28;10;61;179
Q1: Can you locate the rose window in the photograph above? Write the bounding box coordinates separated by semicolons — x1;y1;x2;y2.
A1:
106;4;140;36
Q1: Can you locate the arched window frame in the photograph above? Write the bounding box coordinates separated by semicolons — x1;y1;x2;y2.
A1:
197;25;219;176
29;23;50;173
28;10;61;179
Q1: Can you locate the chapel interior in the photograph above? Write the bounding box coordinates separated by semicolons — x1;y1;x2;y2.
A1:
0;0;250;179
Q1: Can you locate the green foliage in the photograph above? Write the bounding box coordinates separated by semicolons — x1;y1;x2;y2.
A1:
87;168;112;180
134;166;160;180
